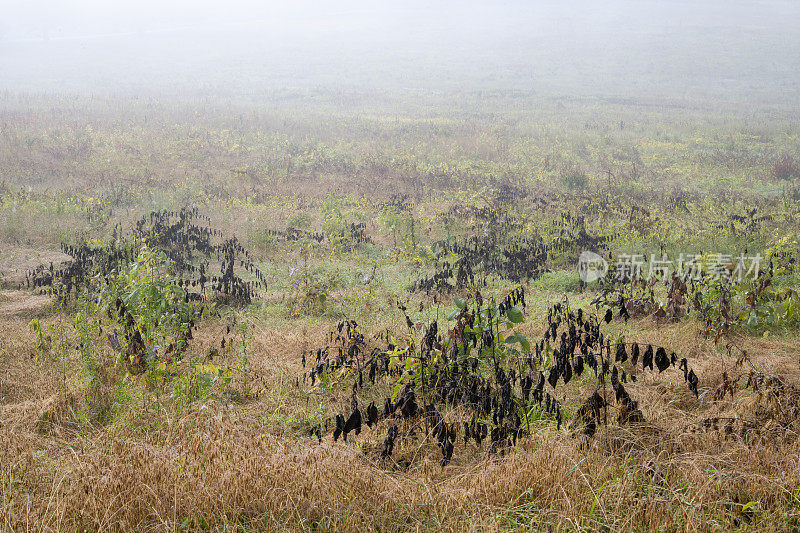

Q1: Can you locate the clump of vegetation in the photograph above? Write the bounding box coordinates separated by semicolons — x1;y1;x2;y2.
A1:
306;289;699;466
560;165;589;190
772;154;800;182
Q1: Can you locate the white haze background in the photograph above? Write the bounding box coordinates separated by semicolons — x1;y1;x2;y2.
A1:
0;1;798;103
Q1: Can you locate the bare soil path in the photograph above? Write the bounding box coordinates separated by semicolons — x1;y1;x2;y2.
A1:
0;244;71;288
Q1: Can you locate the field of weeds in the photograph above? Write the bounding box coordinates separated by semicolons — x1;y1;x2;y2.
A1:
1;89;800;532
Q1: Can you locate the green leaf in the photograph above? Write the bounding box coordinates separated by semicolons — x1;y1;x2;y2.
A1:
447;308;460;320
454;297;466;309
518;334;531;353
506;306;524;323
741;501;759;514
504;334;519;344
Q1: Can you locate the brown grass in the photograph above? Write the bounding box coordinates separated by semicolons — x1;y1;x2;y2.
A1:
2;309;800;532
3;414;800;531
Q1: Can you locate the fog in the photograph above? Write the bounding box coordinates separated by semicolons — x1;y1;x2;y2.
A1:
1;0;799;104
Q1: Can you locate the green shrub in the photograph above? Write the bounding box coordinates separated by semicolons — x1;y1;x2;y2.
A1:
772;154;799;181
560;166;588;190
286;212;312;230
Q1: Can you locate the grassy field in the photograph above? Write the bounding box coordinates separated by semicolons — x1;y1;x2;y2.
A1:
1;84;800;532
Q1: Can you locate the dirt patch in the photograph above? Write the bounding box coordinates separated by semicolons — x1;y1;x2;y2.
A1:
0;244;72;287
0;290;53;318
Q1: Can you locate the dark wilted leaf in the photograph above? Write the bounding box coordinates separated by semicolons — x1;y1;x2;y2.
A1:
655;347;669;372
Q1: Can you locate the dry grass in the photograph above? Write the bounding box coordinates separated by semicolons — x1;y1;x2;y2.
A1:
2;310;800;532
3;412;800;531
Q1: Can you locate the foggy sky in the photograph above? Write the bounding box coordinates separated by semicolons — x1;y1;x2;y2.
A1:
1;1;798;103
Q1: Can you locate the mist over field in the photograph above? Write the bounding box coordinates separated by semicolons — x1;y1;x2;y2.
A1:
2;0;799;105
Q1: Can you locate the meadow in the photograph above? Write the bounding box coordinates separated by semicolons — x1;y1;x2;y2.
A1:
1;88;800;531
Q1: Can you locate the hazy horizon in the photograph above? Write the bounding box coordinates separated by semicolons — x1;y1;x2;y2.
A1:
1;1;799;106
